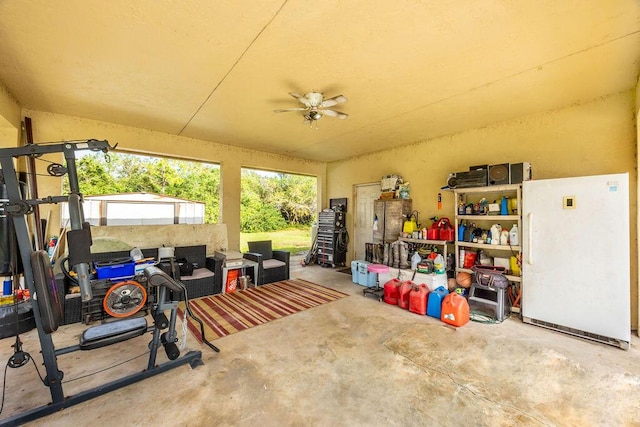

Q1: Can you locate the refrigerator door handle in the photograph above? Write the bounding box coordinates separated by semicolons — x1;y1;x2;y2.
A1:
526;212;533;265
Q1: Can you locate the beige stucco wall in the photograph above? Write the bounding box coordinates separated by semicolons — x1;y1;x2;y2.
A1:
19;109;326;252
0;81;20;147
90;223;228;255
327;91;638;330
636;75;640;332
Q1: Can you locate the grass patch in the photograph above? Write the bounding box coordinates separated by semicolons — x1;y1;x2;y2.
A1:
240;227;312;255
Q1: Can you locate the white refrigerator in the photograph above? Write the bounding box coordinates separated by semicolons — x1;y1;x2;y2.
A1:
522;173;631;349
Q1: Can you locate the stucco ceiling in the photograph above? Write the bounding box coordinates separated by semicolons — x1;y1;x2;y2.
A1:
0;1;639;162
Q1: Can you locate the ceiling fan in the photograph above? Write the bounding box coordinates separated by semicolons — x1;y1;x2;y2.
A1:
274;92;348;125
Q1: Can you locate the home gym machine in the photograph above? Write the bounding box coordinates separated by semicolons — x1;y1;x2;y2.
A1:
0;139;209;425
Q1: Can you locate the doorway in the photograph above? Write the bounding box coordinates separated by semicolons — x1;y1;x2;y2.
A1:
353;183;381;260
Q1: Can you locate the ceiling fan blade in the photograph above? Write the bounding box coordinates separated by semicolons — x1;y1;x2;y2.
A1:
289;92;304;100
322;109;348;119
320;95;347;108
274;108;308;113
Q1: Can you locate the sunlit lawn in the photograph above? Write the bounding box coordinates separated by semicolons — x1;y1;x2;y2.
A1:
240;227;312;255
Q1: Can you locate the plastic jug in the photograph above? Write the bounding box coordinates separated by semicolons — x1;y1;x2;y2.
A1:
510;256;521;275
434;254;445;274
458;222;466;241
500;196;509;215
398;280;414;309
427;286;449;318
409;284;430;315
411;252;421;270
490;224;502;246
441;293;470;327
509;224;519;246
383;278;402;305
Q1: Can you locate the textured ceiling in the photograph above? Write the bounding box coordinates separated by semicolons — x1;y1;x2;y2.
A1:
0;1;638;162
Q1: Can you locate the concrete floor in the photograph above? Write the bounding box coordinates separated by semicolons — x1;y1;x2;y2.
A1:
1;258;640;426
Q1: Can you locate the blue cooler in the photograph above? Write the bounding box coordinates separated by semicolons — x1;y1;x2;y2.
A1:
351;261;359;284
427;286;450;319
357;261;377;287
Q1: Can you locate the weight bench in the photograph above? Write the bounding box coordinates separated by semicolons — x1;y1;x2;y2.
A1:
3;250;205;425
0;139;216;425
79;317;148;351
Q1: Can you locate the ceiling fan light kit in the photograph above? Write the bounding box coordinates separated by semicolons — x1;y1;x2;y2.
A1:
274;91;348;125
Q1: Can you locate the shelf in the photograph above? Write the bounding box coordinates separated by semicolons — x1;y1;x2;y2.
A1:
456;214;520;221
456;241;520;251
398;238;453;245
456;267;521;283
452;184;521;194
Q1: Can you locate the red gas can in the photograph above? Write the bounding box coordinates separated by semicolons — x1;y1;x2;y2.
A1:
409;284;430;315
383;278;402;305
439;227;455;241
426;227;439;240
441;293;470;327
437;218;455;241
397;280;414;309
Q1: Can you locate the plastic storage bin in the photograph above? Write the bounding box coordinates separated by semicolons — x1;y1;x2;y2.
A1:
95;257;135;281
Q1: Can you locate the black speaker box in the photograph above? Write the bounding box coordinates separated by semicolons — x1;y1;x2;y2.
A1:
447;169;488;189
510;162;532;184
488;164;510;186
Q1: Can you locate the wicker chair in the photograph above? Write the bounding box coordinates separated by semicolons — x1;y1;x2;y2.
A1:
243;241;290;285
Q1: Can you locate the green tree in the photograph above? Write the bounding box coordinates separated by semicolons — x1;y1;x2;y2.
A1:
239;170;316;232
273;173;316;225
240;170;287;232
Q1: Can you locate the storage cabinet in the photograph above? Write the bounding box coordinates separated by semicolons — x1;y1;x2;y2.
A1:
373;199;412;243
453;184;522;312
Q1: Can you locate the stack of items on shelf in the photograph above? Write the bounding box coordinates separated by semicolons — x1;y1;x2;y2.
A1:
380;174;406;199
401;216;454;241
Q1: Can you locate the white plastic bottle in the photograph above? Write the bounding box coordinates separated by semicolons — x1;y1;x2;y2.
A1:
411;251;421;270
490;224;502;246
509;224;519;246
434;254;445;274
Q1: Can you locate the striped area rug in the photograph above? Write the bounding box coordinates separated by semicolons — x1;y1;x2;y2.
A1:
179;278;349;341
